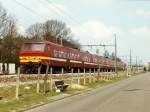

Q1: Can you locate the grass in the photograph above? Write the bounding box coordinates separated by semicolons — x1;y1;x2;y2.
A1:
0;83;59;112
86;73;127;89
0;71;143;112
0;94;46;112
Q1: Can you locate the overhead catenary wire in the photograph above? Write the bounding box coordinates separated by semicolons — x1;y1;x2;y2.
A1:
40;0;97;40
13;0;48;20
13;0;114;54
45;0;85;26
13;0;89;42
41;0;112;53
14;0;89;36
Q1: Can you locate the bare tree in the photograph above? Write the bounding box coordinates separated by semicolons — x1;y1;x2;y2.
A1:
0;4;9;37
26;19;80;49
43;20;72;40
26;23;44;38
1;18;18;72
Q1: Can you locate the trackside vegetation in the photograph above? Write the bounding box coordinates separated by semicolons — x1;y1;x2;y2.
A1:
0;71;144;112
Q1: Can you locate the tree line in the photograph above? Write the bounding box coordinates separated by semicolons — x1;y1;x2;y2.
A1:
0;3;122;72
0;4;80;69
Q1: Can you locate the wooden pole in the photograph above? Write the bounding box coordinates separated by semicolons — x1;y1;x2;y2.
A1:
126;64;129;77
16;67;20;99
107;69;109;80
114;34;118;75
89;69;92;83
50;67;53;92
78;68;80;85
61;67;64;79
94;68;96;82
83;68;86;85
44;65;49;94
71;68;74;86
98;64;100;81
36;65;41;93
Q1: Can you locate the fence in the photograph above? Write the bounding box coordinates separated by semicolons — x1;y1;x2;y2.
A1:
14;67;117;99
0;67;129;99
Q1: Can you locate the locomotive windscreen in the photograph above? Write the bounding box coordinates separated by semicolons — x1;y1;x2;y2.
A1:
21;43;45;51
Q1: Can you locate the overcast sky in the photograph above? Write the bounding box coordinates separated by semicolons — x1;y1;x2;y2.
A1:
0;0;150;64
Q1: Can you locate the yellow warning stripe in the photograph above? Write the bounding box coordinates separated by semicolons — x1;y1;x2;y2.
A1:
20;56;49;60
20;56;49;63
20;60;41;63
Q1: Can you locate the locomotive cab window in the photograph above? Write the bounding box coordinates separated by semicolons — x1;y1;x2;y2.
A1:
21;43;45;51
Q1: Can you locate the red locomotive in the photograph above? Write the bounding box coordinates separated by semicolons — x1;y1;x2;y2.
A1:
19;41;125;73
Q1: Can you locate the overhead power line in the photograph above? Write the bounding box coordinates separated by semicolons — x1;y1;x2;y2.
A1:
45;0;84;26
13;0;113;51
13;0;90;40
41;0;96;39
14;0;47;20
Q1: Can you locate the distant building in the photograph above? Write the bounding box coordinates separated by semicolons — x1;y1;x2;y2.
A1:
144;62;150;71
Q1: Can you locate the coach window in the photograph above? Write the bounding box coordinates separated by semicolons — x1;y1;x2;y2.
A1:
67;53;71;59
54;50;58;57
22;43;32;51
32;43;45;51
58;51;61;58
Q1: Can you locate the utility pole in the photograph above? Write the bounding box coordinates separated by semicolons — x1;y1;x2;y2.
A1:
0;50;1;63
60;36;63;46
130;49;132;71
136;56;138;72
81;36;118;74
56;36;63;46
114;34;118;75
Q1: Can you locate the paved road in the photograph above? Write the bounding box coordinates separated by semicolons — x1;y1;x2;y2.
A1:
26;73;150;112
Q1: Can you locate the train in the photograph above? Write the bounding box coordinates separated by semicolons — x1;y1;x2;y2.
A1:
19;41;126;73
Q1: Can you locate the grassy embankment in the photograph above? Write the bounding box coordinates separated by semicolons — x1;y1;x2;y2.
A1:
0;70;144;112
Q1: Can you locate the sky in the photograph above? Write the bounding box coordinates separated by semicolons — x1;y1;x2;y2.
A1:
0;0;150;64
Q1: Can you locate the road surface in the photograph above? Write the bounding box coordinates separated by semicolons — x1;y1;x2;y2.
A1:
26;72;150;112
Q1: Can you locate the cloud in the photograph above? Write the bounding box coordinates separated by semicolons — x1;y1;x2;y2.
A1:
71;20;121;44
1;0;70;23
17;25;26;35
34;0;69;18
130;27;150;37
134;9;150;17
26;0;69;20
